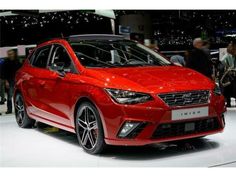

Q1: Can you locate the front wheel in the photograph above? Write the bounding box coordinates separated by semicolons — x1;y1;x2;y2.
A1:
75;102;106;154
14;93;35;128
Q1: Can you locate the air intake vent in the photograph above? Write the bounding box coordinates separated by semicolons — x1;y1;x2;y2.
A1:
158;90;210;107
152;117;220;139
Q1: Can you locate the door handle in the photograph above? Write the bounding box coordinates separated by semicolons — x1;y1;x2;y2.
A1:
37;80;46;87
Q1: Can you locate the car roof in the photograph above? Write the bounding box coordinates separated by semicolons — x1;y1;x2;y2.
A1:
37;34;126;47
68;34;125;42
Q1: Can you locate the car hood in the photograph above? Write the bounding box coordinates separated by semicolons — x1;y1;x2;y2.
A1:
85;66;214;93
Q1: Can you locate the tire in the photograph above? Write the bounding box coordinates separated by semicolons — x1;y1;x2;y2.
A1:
75;102;106;154
189;136;206;141
14;93;35;128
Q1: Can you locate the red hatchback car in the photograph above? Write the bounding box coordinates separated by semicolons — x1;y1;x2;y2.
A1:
14;34;226;154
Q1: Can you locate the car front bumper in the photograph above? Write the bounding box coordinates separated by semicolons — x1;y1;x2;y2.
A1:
96;93;226;146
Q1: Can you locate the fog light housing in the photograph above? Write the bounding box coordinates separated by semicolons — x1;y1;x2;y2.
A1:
118;121;141;138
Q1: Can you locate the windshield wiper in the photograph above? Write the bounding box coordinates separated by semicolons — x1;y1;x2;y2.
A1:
115;63;154;67
75;52;116;67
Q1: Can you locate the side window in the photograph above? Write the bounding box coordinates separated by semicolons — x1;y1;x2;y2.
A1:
50;45;73;72
32;46;51;68
27;50;36;63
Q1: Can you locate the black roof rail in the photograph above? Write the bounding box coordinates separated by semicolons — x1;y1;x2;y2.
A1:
37;34;125;45
68;34;124;42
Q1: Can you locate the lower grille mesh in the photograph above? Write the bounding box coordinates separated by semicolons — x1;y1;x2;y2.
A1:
152;118;220;139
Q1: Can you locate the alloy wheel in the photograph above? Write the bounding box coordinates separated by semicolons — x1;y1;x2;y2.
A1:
77;105;99;150
15;95;25;126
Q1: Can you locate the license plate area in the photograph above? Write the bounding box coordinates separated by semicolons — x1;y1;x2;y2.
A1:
171;106;209;121
185;122;195;132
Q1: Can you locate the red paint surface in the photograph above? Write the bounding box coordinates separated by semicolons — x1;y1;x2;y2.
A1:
15;39;225;146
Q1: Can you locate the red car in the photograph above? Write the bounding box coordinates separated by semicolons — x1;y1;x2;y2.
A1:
14;34;226;154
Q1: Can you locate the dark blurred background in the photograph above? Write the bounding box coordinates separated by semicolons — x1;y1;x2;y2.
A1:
0;10;236;50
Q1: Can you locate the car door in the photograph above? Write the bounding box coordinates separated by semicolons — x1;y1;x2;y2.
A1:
23;45;54;117
37;44;77;127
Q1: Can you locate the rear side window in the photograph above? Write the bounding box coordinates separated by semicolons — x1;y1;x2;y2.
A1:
27;49;36;63
32;46;51;68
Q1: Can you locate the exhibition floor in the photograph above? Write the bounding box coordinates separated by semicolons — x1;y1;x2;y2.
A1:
0;104;236;167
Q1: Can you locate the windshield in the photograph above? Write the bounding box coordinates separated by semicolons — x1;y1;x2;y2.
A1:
70;40;171;68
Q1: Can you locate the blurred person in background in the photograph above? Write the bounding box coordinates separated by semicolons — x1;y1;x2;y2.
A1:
202;40;211;56
170;54;185;66
1;49;22;114
221;42;234;63
186;38;213;79
0;57;6;106
0;57;6;116
221;41;236;107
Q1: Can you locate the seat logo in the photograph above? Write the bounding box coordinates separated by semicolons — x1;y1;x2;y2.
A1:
182;93;193;103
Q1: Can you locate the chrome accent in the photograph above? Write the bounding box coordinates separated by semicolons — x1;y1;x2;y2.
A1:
158;90;210;107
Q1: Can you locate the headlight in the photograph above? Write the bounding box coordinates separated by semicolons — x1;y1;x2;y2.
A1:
213;83;222;95
105;88;153;104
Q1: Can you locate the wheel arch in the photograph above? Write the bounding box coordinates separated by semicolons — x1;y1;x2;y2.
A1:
13;88;21;101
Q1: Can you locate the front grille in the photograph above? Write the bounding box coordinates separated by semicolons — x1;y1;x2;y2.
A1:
158;90;210;107
152;117;220;139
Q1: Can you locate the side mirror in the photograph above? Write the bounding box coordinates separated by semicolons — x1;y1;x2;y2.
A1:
50;62;66;77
